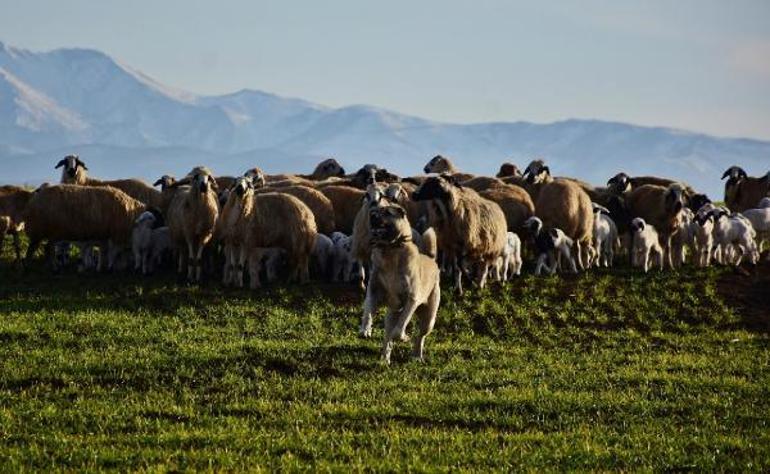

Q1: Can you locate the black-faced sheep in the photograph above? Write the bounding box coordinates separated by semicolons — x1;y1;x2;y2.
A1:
721;166;770;212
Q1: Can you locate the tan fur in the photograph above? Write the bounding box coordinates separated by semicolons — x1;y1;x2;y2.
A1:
266;176;317;188
726;176;770;212
23;185;145;261
424;155;458;174
461;176;506;192
241;192;317;284
626;183;687;267
420;227;438;259
216;179;254;285
479;184;535;234
62;165;162;208
361;205;440;364
255;185;335;235
532;179;594;245
0;185;34;262
320;185;366;233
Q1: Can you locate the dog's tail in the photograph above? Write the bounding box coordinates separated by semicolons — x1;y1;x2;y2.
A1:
420;227;438;259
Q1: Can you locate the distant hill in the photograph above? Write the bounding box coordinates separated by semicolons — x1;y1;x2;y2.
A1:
1;40;768;198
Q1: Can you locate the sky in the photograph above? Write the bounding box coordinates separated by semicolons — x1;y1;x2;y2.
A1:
1;0;769;140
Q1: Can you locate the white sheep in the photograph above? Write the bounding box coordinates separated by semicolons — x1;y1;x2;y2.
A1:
132;210;165;275
330;232;361;283
311;233;335;279
691;212;714;267
740;197;770;255
591;203;618;268
630;218;664;273
711;210;759;266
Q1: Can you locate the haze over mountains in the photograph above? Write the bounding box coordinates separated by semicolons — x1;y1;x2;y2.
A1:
1;41;768;198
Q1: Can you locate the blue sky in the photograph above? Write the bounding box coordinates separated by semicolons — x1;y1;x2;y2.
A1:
1;0;769;139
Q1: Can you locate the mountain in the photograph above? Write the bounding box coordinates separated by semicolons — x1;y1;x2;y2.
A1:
1;40;768;198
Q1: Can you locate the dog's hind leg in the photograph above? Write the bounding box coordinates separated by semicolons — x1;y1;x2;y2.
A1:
412;284;440;362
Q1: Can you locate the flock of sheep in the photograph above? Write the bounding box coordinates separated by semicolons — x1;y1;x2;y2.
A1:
1;154;769;291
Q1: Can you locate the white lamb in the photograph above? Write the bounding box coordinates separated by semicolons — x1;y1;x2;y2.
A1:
330;232;361;283
691;212;714;267
591;203;618;268
711;210;759;266
630;218;663;273
740;197;770;256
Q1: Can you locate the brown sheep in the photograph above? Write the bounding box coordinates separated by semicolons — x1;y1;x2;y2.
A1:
56;155;162;207
412;174;507;293
721;166;770;212
216;177;254;286
496;162;522;178
422;155;474;181
255;185;335;235
0;185;34;263
166;169;220;282
23;184;145;269
238;192;317;285
608;172;696;197
522;160;594;269
320;185;366;233
461;176;507;192
479;184;535;235
625;183;689;268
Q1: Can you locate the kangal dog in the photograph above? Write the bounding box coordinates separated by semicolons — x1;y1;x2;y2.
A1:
361;204;441;364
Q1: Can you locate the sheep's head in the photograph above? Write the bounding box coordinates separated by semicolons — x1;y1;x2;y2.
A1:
630;217;647;233
523;216;543;235
243;167;266;188
607;172;631;194
523;160;550;184
153;175;176;190
423;155;455;174
411;174;456;202
384;183;407;203
368;204;411;246
496;162;521;178
758;197;770;209
364;184;387;208
232;177;254;199
721;166;747;182
190;170;217;194
312;158;345;179
353;164;400;188
688;193;711;213
693;212;714;228
664;183;688;214
55;154;87;182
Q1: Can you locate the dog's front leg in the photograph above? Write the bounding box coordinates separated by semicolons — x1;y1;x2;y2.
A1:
390;298;419;343
381;309;396;364
360;271;380;338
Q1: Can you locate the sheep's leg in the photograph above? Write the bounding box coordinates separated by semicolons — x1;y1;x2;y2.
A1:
24;237;41;266
477;263;489;288
222;244;232;286
248;256;262;289
360;272;380;338
12;231;22;265
535;253;548;275
186;241;196;281
574;240;584;270
453;258;463;295
194;243;206;282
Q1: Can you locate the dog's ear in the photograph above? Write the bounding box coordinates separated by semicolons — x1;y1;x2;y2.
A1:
388;206;406;219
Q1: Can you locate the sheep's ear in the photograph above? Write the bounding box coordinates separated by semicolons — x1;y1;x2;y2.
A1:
549;228;559;239
152;178;164;187
75;158;87;170
541;166;550;176
55;159;66;169
721;169;730;180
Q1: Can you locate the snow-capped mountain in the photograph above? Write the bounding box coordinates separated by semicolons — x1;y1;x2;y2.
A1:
1;40;768;198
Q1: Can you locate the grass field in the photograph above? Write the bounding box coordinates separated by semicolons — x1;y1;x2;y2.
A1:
1;245;769;470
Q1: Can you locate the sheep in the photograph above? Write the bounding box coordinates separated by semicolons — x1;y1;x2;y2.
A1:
522;160;594;270
492;232;522;281
478;184;535;236
0;185;34;263
311;233;335;279
624;182;689;268
422;155;474;182
412;174;507;293
524;217;577;275
591;203;619;268
608;172;695;197
496;162;522;179
710;209;759;266
330;232;362;283
460;176;507;192
255;185;335;235
23;184;145;270
672;207;696;266
691;212;715;267
243;167;267;187
236;192;317;286
165;169;220;282
309;158;346;180
131;208;165;275
216;177;253;285
721;166;770;212
741;197;770;254
247;247;287;289
320;185;366;233
56;155;162;207
630;218;664;273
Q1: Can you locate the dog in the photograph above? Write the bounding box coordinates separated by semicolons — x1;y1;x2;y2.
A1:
361;204;441;364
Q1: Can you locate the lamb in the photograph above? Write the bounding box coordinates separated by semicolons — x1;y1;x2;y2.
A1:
630;218;664;273
524;216;577;275
23;184;145;270
56;155;162;207
330;232;362;283
255;185;335;235
165;168;220;282
710;209;759;266
236;192;317;286
691;212;715;267
672;207;696;266
247;247;287;289
739;197;770;254
624;182;689;268
591;203;619;268
320;185;366;233
311;233;335;279
412;174;507;293
522;160;594;270
131;208;165;275
721;166;770;212
492;232;522;281
0;185;34;263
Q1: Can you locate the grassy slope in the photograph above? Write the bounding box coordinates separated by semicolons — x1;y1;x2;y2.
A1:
0;247;769;471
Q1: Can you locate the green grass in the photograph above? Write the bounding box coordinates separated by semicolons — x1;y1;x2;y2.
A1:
1;244;769;471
